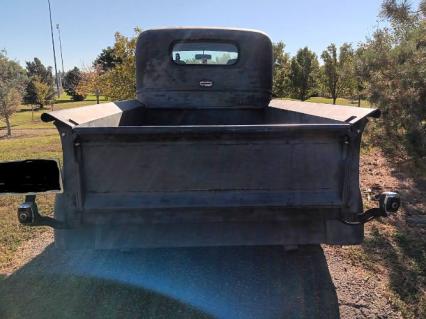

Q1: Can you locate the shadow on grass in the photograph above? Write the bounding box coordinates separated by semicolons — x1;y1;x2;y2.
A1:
359;123;426;316
54;99;82;104
0;123;24;130
54;97;107;104
16;108;42;113
0;132;15;139
0;245;339;319
361;225;426;317
16;105;55;113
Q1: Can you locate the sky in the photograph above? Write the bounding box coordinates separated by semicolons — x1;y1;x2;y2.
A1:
0;0;421;72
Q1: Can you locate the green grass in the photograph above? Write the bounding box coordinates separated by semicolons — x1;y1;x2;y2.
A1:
306;96;371;107
0;94;108;131
0;94;107;269
54;93;107;104
280;96;371;107
0;135;61;161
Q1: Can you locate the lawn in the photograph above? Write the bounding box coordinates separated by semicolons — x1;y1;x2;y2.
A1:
0;95;107;269
0;94;107;131
280;96;371;107
306;96;371;107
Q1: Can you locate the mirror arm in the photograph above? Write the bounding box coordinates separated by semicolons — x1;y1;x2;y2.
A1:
18;195;69;229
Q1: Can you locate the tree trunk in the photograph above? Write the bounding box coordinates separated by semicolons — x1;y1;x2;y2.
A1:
300;89;306;101
332;96;337;105
31;104;34;121
358;95;361;107
5;115;11;136
96;90;100;104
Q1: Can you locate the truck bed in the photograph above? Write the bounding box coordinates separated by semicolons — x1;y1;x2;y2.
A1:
42;99;379;248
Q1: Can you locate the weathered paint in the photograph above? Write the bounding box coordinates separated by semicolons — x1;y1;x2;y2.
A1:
41;28;378;249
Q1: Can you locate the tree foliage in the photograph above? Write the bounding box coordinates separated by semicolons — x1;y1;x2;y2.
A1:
362;0;426;156
32;78;52;107
24;58;55;107
97;28;141;101
352;46;369;107
0;52;27;136
289;47;319;101
63;67;85;101
93;46;122;72
320;43;355;104
272;42;291;97
76;65;103;104
89;9;425;158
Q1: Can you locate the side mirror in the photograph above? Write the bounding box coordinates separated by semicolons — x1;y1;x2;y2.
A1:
378;192;401;216
0;159;62;194
0;159;66;228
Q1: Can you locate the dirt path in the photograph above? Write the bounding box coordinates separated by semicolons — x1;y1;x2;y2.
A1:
324;149;425;318
0;128;57;140
325;245;402;318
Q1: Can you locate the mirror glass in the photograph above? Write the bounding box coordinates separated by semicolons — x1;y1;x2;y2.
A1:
0;159;62;194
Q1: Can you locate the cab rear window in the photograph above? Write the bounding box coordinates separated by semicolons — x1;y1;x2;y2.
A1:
172;42;238;65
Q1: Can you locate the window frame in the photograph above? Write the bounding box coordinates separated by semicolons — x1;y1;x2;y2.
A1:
170;40;240;67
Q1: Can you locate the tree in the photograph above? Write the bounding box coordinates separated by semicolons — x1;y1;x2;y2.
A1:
353;46;369;107
24;58;55;107
289;47;319;101
0;52;27;136
320;44;338;104
360;0;426;156
32;78;53;106
272;42;291;97
320;43;354;104
380;0;420;37
97;27;141;101
93;46;122;72
63;67;85;101
76;65;103;104
215;53;232;64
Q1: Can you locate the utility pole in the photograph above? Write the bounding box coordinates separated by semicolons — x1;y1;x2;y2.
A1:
56;24;65;76
47;0;60;97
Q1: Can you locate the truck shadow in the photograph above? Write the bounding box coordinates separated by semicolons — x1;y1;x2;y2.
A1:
0;245;339;319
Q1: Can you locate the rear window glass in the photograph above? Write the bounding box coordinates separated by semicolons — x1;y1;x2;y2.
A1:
172;42;238;65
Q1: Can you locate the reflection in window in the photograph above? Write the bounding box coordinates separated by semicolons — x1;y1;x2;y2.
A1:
172;42;238;65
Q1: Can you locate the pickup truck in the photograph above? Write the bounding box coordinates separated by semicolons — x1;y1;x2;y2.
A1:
0;27;400;249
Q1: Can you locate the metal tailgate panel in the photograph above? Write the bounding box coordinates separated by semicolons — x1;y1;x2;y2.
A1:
77;130;346;210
